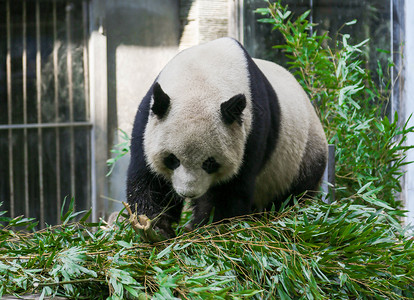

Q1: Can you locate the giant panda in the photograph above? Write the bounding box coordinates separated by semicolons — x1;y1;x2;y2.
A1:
127;37;328;238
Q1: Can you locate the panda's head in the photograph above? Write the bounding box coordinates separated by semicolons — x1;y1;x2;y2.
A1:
143;81;252;199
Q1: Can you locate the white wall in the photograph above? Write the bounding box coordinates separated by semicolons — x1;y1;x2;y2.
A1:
404;1;414;227
104;0;181;214
108;45;178;213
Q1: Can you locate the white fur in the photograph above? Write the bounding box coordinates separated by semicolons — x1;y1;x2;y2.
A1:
252;59;327;209
144;38;252;198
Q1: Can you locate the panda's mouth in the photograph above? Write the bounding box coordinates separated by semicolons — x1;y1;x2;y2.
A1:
177;192;200;199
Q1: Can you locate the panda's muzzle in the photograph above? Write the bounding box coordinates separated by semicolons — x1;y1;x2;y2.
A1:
172;166;211;200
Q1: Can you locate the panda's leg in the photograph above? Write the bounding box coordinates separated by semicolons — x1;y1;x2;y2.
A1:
127;169;184;238
191;179;254;228
190;195;214;228
288;134;328;199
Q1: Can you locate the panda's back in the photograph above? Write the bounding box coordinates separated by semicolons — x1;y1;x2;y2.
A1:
252;58;327;209
158;38;252;112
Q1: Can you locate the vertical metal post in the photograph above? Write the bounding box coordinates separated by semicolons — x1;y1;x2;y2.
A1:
239;0;244;44
89;0;109;222
23;0;30;218
83;1;90;121
53;0;62;222
309;0;313;36
402;0;414;226
327;144;335;201
83;0;91;211
36;0;45;227
322;144;335;203
66;1;76;203
6;0;14;218
390;0;394;117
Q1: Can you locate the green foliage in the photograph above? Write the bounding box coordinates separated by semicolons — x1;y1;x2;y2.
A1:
0;198;261;299
256;0;414;209
1;198;414;299
106;129;130;177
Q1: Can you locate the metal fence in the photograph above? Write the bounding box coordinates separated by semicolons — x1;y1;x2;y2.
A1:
0;0;92;228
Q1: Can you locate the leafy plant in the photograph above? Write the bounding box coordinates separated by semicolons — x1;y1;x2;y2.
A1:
256;0;414;209
106;129;130;177
1;198;414;299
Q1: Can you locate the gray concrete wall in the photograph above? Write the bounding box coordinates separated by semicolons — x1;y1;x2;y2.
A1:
179;0;231;50
403;0;414;226
105;0;181;213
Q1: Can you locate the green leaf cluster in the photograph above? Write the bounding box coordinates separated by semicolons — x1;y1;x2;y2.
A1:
256;0;414;209
1;198;414;299
106;129;130;177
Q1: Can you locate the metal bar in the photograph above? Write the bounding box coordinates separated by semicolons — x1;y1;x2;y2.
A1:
89;0;109;223
66;1;76;203
309;0;313;36
390;0;394;118
83;0;91;213
6;0;14;218
36;0;45;228
23;0;30;219
327;144;335;202
83;0;90;121
321;144;336;204
239;0;244;44
53;0;61;223
0;122;93;130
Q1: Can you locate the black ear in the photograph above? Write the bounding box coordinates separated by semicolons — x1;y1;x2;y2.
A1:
151;82;170;118
220;94;246;125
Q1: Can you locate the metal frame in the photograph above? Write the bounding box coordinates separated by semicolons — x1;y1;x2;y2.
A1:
22;0;29;219
404;0;414;226
88;0;108;223
36;0;45;226
6;0;14;218
1;0;101;227
0;122;93;130
53;0;62;217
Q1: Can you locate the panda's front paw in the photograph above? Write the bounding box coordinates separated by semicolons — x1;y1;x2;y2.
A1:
184;223;194;232
152;217;176;239
122;202;174;242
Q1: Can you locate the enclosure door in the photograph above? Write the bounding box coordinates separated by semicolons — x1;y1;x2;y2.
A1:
0;0;94;228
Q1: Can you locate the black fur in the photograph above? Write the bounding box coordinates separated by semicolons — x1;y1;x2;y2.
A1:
202;157;221;174
164;154;180;170
151;82;170;118
263;141;328;212
283;134;328;202
127;83;183;237
221;94;246;125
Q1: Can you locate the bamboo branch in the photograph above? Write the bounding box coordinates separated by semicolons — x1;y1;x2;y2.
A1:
122;202;167;243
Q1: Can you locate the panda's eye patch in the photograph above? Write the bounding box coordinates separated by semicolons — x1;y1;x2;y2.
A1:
164;154;180;170
202;157;220;174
